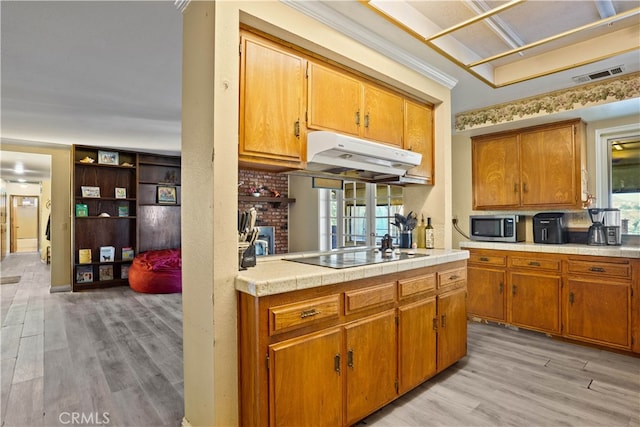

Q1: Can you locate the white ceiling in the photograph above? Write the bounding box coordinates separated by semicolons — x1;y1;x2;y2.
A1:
1;0;639;182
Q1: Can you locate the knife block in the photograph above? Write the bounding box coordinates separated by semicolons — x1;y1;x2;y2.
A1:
239;243;256;270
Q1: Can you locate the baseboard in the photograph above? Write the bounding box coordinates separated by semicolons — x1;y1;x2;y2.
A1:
49;284;71;293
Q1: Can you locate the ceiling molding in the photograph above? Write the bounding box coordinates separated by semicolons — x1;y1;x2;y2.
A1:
281;0;458;90
455;72;640;131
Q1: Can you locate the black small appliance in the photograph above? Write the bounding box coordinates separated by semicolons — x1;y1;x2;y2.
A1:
533;212;566;244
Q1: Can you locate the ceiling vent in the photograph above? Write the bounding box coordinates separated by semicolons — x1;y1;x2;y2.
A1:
572;65;625;84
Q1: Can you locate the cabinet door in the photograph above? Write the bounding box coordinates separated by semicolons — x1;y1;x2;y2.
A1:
404;100;434;183
565;278;630;349
472;135;520;209
307;62;361;136
345;310;397;425
268;328;343;427
467;266;506;321
398;297;436;394
240;33;305;168
437;287;467;371
520;123;578;207
362;83;404;147
509;272;561;334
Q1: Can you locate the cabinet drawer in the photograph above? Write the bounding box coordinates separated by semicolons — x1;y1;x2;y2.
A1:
510;256;560;272
345;282;396;315
469;252;506;267
269;294;341;335
438;268;467;289
398;274;436;300
568;260;631;279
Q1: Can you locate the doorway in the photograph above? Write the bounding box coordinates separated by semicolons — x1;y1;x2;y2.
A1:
10;195;39;253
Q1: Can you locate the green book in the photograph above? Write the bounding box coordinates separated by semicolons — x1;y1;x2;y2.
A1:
75;203;88;217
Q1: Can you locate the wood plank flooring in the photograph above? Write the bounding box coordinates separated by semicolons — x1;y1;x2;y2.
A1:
2;252;639;426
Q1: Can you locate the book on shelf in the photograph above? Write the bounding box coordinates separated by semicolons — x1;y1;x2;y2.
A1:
99;265;114;281
78;249;92;264
118;205;129;217
75;203;88;217
121;264;130;279
100;246;115;262
121;247;134;261
76;265;93;283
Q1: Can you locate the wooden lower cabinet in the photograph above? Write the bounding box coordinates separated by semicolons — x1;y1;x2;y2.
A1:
238;260;467;426
565;278;630;349
466;248;636;353
467;266;506;321
268;328;343;426
509;271;561;334
437;287;468;371
398;297;437;394
345;310;397;425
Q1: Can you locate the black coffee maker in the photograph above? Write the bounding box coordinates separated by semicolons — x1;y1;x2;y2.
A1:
587;208;607;246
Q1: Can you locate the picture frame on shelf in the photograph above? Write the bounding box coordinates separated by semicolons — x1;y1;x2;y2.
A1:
115;187;127;199
122;247;134;261
78;248;92;264
76;265;93;283
81;186;100;198
157;186;177;204
100;246;115;262
118;205;129;217
121;264;130;279
99;265;114;281
98;150;119;165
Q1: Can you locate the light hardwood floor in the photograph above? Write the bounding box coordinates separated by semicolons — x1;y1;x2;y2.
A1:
2;252;639;426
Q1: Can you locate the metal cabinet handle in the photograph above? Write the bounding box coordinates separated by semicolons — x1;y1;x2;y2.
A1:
449;275;460;280
432;317;438;330
355;111;360;125
364;113;370;129
528;261;541;267
512;285;517;296
589;267;605;273
347;349;354;368
441;314;447;328
514;183;519;193
300;308;320;319
569;292;574;305
294;120;300;137
523;183;528;193
479;257;489;262
499;282;503;294
334;354;341;375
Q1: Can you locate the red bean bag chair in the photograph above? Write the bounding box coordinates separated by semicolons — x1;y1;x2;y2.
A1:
128;248;182;294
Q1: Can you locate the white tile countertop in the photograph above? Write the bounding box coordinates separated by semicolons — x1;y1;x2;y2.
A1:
236;248;469;297
459;241;640;258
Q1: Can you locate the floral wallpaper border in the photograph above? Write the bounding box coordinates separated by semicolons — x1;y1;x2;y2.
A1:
455;71;640;132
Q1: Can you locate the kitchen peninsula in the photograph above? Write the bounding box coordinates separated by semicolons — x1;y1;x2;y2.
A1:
236;248;469;426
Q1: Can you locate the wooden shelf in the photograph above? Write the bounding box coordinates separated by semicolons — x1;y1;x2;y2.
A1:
238;196;296;207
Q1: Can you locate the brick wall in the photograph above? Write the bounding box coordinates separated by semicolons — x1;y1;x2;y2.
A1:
238;169;289;254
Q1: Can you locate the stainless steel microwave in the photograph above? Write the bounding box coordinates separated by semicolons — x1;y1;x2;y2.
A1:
469;215;526;243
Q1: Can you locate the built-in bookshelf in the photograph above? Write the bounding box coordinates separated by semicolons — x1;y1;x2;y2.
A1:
71;145;181;291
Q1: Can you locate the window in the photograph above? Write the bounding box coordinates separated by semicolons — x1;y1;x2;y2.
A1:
596;124;640;237
321;181;404;250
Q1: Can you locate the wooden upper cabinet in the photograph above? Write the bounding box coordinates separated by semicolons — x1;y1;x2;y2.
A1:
472;119;585;210
520;123;579;207
472;134;520;209
404;99;434;183
362;83;404;147
307;62;404;148
239;32;306;170
307;62;361;137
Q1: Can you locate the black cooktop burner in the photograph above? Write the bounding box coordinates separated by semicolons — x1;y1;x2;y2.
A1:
287;250;428;269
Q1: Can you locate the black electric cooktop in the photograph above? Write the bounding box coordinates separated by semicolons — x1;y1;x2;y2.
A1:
287;249;428;269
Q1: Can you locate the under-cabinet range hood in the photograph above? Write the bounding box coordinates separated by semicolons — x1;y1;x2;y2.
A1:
305;131;421;180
